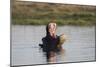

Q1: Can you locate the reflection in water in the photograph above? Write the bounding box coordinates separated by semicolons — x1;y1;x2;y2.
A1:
39;45;65;63
47;48;65;63
46;51;56;63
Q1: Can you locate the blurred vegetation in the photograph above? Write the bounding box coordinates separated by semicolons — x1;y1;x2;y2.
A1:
11;1;96;26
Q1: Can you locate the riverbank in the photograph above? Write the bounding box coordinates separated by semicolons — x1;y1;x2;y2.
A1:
12;1;96;26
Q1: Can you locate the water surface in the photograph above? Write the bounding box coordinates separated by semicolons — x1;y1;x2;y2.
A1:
11;25;95;66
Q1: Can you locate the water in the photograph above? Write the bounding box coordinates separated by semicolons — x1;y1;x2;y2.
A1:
11;25;95;66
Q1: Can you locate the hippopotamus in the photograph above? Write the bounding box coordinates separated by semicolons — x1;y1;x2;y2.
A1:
39;22;66;62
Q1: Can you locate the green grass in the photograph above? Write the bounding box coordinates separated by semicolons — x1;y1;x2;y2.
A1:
12;1;96;26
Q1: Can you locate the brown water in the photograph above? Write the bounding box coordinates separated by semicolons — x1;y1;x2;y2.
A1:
11;25;95;66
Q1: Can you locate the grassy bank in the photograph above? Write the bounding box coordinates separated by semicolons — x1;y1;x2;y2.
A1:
12;1;96;26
